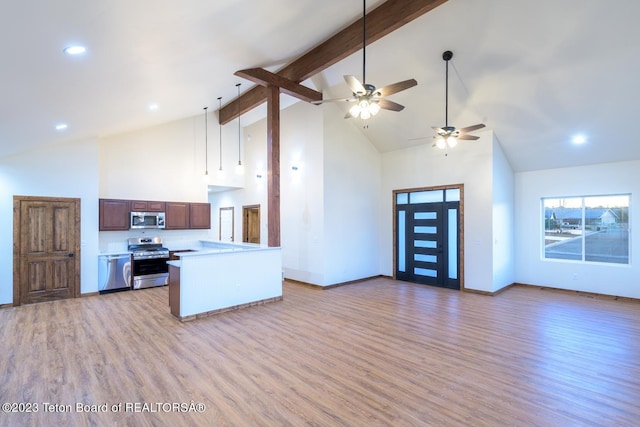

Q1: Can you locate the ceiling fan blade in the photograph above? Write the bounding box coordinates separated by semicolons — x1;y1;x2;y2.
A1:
458;134;480;141
458;123;486;134
432;126;447;135
344;110;355;119
376;79;418;97
344;75;366;95
408;136;430;142
311;98;355;105
377;99;405;112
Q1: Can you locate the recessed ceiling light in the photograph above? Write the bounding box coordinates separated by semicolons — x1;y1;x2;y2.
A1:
55;123;68;131
571;134;587;145
148;103;159;111
63;45;86;55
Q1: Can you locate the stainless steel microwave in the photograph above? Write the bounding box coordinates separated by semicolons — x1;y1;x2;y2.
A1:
130;211;166;229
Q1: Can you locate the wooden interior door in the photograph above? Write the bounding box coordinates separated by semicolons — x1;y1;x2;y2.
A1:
243;205;261;244
13;196;81;305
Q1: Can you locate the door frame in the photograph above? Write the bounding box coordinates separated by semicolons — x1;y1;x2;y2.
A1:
242;204;261;244
392;184;465;290
219;206;235;242
13;195;81;306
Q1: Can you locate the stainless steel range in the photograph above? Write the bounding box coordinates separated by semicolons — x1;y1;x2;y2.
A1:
128;237;169;289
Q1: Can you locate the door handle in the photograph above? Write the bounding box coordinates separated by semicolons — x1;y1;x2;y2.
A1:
68;253;75;257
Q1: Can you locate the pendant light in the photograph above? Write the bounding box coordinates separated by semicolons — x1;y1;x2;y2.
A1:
235;83;244;174
203;106;209;183
217;96;223;175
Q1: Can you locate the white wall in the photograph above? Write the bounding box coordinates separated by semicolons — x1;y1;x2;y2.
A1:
99;112;243;203
380;131;496;292
207;116;268;245
279;102;326;284
323;104;381;285
209;100;326;284
0;138;100;303
515;160;640;298
491;137;515;292
209;100;383;287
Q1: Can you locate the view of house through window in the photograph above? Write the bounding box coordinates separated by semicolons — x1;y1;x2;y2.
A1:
543;195;630;264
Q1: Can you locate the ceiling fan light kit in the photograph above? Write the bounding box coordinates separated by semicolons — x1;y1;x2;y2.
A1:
349;97;381;120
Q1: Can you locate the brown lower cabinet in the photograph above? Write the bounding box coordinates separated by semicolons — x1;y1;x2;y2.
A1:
169;265;180;317
168;250;195;260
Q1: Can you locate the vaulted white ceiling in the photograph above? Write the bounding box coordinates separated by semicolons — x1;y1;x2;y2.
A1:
2;0;639;172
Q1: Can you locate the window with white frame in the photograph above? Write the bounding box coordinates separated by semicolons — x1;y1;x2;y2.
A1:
542;194;630;264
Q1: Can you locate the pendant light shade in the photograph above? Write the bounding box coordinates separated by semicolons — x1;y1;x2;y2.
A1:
235;83;244;174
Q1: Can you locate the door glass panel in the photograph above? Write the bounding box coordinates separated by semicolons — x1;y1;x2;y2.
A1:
396;193;408;205
398;211;406;272
446;188;460;202
415;240;437;248
410;190;443;204
415;254;437;263
415;268;437;277
448;208;458;279
415;212;437;220
415;226;436;234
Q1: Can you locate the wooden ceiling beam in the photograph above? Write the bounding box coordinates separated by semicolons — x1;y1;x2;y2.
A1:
234;68;322;104
219;0;447;124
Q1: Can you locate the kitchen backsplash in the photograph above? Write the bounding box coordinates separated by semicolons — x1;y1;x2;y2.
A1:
99;229;216;253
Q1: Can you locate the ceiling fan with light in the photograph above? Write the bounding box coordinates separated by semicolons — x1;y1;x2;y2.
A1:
312;0;418;121
428;50;485;149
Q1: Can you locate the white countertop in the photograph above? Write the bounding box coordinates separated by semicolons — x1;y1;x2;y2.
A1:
98;239;279;257
98;251;132;257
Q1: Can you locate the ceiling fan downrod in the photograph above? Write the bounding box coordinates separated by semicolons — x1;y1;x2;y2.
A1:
362;0;366;86
443;50;453;128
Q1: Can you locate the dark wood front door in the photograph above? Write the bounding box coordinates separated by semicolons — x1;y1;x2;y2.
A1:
13;196;81;305
394;186;462;290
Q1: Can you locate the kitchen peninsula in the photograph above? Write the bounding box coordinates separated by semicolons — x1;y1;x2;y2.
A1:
167;241;282;321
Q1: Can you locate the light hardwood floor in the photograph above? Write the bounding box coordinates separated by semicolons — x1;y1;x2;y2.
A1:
1;278;639;426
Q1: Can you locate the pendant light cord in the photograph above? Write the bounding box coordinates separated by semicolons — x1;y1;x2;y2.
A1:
236;83;242;166
204;106;208;174
217;97;222;171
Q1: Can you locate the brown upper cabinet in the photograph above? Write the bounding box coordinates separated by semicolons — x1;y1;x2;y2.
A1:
99;199;131;231
99;198;210;231
189;202;211;229
165;202;190;229
130;200;166;212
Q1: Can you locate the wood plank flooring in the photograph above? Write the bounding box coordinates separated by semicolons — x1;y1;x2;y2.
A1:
1;278;639;426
